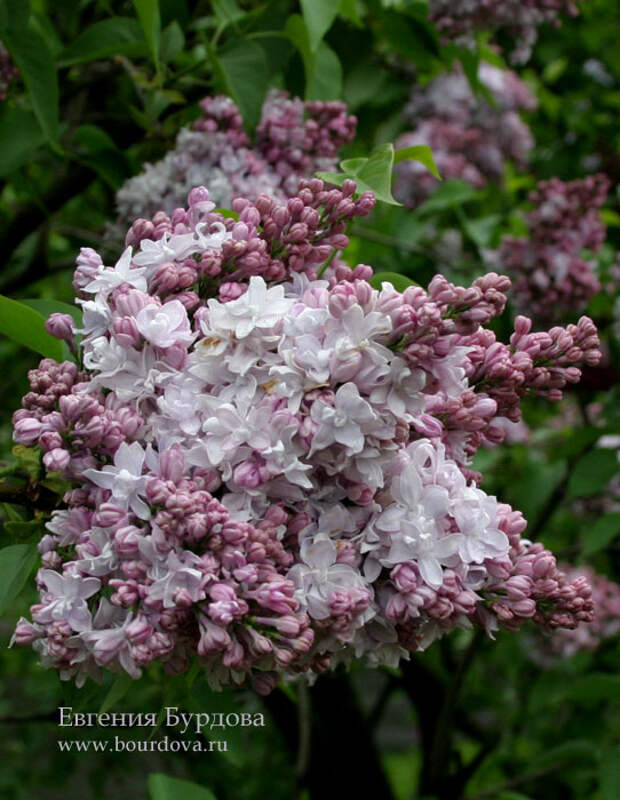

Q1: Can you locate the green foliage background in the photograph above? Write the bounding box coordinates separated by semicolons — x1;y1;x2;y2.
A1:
0;1;618;799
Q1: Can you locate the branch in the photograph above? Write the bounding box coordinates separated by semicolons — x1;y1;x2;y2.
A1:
0;480;59;512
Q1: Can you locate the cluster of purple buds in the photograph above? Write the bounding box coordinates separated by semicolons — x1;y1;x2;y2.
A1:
114;90;356;227
529;565;620;659
0;42;18;101
12;179;599;691
428;0;584;63
394;63;536;207
497;174;610;322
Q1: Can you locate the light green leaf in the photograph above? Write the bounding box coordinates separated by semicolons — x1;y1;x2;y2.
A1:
12;445;42;480
132;0;161;69
58;18;147;67
213;39;269;129
394;144;441;179
582;512;620;555
0;295;64;360
2;23;59;147
354;143;399;204
0;544;38;615
0;106;46;177
568;449;619;499
148;774;217;800
370;272;418;292
339;0;362;25
416;179;479;214
300;0;339;51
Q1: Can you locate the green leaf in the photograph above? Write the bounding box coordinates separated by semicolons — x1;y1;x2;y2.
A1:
565;673;620;703
160;20;185;63
353;143;398;204
148;774;217;800
416;179;479;214
20;299;82;328
339;0;362;25
0;106;46;177
0;295;63;360
285;15;342;101
582;512;620;555
3;520;45;544
73;124;132;189
99;673;135;714
2;23;59;147
213;39;269;129
300;0;339;51
370;272;418;292
306;41;343;100
212;0;245;26
12;445;42;480
0;544;38;615
394;144;441;179
58;18;147;67
132;0;161;70
568;449;619;499
600;745;620;800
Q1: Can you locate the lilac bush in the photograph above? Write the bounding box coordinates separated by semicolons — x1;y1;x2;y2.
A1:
12;180;600;692
114;91;356;226
394;62;536;207
497;174;610;322
428;0;584;62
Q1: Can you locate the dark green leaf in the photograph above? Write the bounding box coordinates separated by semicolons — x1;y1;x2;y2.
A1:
132;0;161;69
99;673;135;714
3;520;45;544
600;745;620;800
160;20;185;62
58;18;146;67
148;774;217;800
582;513;620;555
0;295;64;360
213;40;269;129
286;15;342;101
20;299;82;328
73;124;132;189
300;0;339;51
2;24;59;146
568;449;619;498
0;543;38;615
0;106;46;177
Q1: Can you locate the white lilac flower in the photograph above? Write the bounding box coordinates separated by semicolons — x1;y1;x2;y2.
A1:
207;276;294;339
135;299;195;348
83;442;150;519
309;382;381;456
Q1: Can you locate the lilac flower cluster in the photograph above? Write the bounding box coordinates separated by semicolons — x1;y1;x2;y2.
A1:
115;90;356;226
394;63;536;207
497;174;610;322
428;0;584;63
12;180;599;691
0;42;18;101
536;566;620;658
